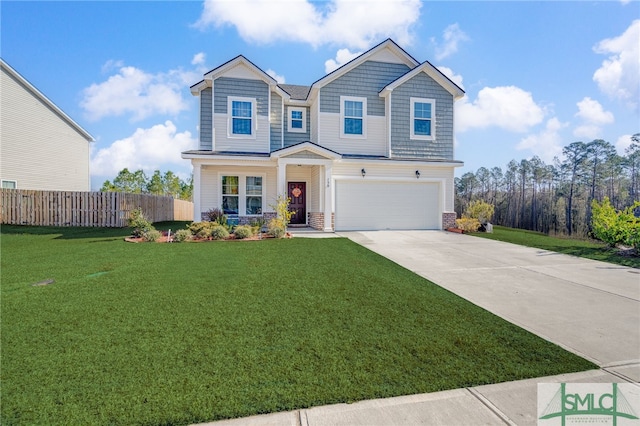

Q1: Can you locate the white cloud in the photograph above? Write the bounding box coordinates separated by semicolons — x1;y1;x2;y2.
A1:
194;0;421;50
81;65;194;122
191;52;206;65
573;97;614;139
101;59;124;74
436;66;464;90
593;19;640;108
456;86;545;133
615;134;633;155
432;23;469;61
90;121;197;177
325;48;362;74
517;117;568;162
266;68;285;84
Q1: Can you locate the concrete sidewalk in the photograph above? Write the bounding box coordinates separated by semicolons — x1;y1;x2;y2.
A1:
199;231;639;425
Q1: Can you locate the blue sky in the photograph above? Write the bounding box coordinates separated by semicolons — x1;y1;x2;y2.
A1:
2;1;638;189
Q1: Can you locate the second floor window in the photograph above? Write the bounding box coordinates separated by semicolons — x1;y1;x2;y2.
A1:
288;107;306;133
228;96;256;137
410;97;435;140
340;96;367;138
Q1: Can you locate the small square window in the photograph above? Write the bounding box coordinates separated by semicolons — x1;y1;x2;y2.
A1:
288;107;306;133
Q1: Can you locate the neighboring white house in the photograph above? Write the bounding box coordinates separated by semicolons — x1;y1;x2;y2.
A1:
1;58;93;191
182;39;465;231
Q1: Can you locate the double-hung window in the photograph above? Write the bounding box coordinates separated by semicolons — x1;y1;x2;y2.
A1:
228;96;256;137
340;96;367;138
245;177;262;215
221;175;264;216
288;107;306;133
222;176;239;214
410;97;435;140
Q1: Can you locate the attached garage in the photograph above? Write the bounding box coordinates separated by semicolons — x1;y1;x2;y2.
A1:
334;180;441;231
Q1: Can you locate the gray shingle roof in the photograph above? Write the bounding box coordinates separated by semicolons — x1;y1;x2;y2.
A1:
278;84;311;100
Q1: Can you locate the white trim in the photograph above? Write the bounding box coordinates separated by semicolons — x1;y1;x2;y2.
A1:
1;179;17;189
217;172;267;216
340;96;367;139
410;97;435;141
287;106;306;133
227;96;257;139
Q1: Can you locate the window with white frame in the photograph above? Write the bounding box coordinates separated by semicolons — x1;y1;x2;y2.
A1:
340;96;367;138
288;107;306;133
228;96;256;137
245;176;262;215
410;97;435;140
221;175;264;216
222;175;239;214
1;180;17;189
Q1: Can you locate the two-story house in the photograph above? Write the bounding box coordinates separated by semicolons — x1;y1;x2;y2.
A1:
182;39;464;231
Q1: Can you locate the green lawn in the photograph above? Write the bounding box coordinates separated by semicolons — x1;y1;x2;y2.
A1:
471;225;640;268
1;224;596;425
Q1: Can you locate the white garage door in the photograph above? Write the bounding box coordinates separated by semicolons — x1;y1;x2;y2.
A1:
335;181;441;231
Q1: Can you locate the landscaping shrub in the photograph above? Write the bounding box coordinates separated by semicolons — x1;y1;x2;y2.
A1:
466;200;495;224
456;217;481;232
128;208;154;237
268;218;286;238
234;225;254;240
591;198;640;250
173;229;193;242
205;208;227;225
210;224;230;240
142;229;162;242
188;222;210;236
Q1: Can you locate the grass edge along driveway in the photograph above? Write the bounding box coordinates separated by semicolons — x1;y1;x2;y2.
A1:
1;225;597;425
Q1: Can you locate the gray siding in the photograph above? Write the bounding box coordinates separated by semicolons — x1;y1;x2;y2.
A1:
319;61;410;116
199;87;212;150
213;77;269;116
282;150;326;160
270;92;282;151
283;106;311;148
390;72;454;160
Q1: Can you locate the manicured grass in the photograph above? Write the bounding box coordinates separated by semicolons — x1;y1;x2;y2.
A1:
471;225;639;268
1;225;596;425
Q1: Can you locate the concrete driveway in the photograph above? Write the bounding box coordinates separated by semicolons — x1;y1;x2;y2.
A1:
340;230;640;371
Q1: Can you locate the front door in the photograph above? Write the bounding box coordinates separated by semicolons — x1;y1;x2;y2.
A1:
288;182;306;225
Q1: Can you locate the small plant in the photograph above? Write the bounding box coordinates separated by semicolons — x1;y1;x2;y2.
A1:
249;217;267;235
173;229;193;242
270;195;295;231
466;200;494;224
128;208;154;237
267;218;286;239
142;229;162;242
591;198;640;251
210;224;230;240
456;217;481;232
234;225;254;240
188;222;210;237
205;208;227;225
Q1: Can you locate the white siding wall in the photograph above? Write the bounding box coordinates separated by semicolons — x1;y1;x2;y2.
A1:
199;165;277;213
318;113;386;156
1;66;90;191
213;114;270;153
309;165;320;212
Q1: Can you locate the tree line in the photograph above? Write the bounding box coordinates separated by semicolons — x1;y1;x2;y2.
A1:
101;168;193;201
455;135;640;237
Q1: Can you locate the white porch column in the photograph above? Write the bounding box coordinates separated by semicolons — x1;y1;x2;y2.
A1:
277;159;287;198
323;164;333;231
192;163;202;221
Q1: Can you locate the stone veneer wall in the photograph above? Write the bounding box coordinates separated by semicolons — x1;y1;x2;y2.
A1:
442;212;457;229
200;212;277;224
308;212;324;230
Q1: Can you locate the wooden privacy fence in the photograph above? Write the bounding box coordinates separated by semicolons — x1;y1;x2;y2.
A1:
0;189;193;227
